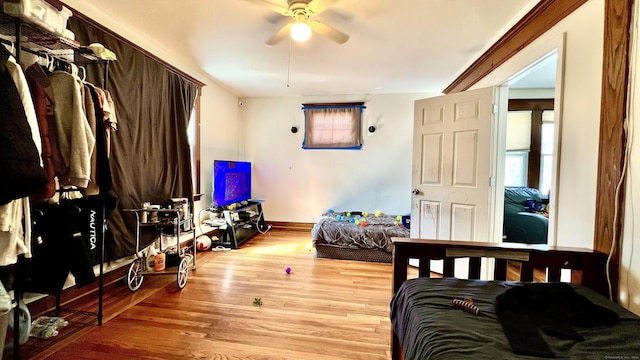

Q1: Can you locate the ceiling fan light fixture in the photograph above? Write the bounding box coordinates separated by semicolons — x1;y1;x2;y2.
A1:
290;21;312;42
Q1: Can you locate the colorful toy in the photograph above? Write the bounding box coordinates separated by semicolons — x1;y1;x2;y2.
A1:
354;219;361;225
285;267;291;274
396;215;402;221
452;298;480;315
362;211;369;217
327;209;334;213
375;211;382;217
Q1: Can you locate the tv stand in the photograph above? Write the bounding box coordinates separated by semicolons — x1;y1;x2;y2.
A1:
221;201;268;248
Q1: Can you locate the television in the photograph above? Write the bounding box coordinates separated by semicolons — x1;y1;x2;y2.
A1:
212;160;252;207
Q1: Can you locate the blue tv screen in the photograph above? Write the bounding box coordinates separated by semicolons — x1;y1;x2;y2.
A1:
213;160;252;207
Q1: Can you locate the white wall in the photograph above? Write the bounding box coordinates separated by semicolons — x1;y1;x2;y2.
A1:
472;0;604;249
620;0;640;316
236;93;433;223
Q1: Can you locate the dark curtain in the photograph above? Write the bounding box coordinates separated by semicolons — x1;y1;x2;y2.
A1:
67;18;199;260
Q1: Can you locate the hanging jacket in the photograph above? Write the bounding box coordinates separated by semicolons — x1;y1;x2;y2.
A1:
0;43;48;205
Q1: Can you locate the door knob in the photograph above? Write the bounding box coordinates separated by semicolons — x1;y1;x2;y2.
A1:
412;189;420;195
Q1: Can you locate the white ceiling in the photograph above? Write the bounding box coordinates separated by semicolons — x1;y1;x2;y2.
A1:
68;0;549;97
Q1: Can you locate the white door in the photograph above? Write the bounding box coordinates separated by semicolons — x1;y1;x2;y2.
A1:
410;87;500;242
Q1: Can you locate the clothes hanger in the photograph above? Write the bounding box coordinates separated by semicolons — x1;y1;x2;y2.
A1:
78;66;86;82
47;54;55;72
70;62;78;77
59;192;82;214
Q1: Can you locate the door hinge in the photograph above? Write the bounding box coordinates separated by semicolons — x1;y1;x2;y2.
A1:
492;104;499;114
489;177;496;187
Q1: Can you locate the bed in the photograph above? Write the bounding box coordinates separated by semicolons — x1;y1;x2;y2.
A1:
311;211;410;263
390;238;640;360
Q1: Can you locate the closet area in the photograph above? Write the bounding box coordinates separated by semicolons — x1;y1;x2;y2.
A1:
1;2;114;358
1;0;202;358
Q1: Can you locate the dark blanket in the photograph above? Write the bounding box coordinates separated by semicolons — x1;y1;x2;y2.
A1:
496;282;619;358
391;278;640;360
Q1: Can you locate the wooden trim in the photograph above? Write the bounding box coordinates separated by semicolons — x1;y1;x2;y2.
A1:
443;0;587;94
508;99;554;111
63;4;206;88
270;221;315;231
528;107;543;189
593;0;632;301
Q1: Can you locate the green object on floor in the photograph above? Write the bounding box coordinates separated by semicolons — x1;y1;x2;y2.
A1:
253;297;263;307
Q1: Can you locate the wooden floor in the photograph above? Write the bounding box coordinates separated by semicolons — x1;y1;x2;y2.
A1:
4;229;394;360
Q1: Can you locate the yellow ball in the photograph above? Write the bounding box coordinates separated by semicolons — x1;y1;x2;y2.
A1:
375;211;382;217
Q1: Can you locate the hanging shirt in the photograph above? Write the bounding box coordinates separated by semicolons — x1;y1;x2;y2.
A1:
0;199;32;265
6;57;43;166
25;64;58;202
48;71;96;188
83;82;99;196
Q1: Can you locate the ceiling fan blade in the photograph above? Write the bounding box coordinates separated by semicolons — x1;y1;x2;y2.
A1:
244;0;288;14
266;22;294;45
309;20;349;44
307;0;341;15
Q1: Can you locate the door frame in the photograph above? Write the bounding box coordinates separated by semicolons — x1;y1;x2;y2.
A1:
485;34;566;246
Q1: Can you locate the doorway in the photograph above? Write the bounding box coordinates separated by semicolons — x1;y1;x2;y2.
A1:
502;50;562;245
410;44;565;247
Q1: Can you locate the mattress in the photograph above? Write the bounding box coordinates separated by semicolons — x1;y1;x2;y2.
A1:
311;212;410;253
390;277;640;360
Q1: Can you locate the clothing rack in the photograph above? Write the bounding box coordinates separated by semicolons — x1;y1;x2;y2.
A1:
1;13;110;359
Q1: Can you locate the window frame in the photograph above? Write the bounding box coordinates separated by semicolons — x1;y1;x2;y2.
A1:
504;150;529;187
301;102;366;150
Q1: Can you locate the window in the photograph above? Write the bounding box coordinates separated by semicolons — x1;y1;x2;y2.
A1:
301;102;365;149
539;112;554;196
188;92;201;200
505;151;529;187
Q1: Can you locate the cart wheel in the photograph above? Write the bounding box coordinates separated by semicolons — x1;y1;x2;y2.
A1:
177;257;189;289
127;259;144;292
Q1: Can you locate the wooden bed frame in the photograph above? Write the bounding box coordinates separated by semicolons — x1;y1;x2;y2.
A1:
390;237;610;360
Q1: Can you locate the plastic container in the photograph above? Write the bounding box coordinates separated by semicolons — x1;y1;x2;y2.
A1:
2;0;72;37
154;253;166;272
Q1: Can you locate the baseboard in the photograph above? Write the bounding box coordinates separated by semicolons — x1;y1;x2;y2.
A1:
269;221;314;231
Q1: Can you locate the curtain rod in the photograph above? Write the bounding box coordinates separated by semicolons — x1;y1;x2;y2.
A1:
302;102;365;107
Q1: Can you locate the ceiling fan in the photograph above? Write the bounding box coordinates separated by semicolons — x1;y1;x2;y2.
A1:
248;0;350;45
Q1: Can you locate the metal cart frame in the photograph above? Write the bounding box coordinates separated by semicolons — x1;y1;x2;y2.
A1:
124;208;196;291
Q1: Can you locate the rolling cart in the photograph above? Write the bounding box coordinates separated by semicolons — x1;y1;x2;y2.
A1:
124;207;196;291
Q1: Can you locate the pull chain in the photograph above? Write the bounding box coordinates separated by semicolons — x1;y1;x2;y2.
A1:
287;37;292;88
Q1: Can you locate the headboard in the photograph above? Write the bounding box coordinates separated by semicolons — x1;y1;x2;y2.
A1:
391;237;609;298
